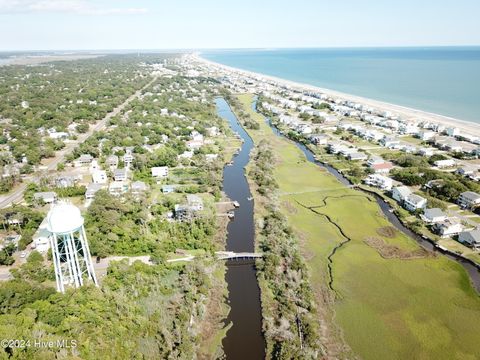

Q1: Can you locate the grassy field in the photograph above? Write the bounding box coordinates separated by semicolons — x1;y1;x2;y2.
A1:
236;93;480;360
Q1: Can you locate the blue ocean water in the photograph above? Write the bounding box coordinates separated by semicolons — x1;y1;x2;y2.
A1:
203;47;480;123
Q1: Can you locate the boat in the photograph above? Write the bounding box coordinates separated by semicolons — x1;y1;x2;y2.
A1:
227;211;235;219
232;201;240;208
247;197;253;201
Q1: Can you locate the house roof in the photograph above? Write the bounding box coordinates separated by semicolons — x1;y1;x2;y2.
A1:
424;208;445;219
460;229;480;244
394;186;412;197
406;194;426;205
86;183;103;193
131;181;147;191
114;168;127;176
34;191;57;199
372;162;393;170
460;191;480;201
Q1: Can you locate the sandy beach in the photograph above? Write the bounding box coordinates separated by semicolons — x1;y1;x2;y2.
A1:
194;54;480;138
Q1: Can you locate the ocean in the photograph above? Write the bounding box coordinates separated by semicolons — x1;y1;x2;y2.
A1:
202;47;480;123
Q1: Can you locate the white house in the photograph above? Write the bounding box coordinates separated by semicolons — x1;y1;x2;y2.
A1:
418;131;436;141
434;218;463;238
206;126;219;137
446;127;460;137
434;159;456;168
32;218;50;253
85;183;103;200
34;192;57;204
392;186;412;203
404;193;427;212
113;168;128;182
106;155;119;170
109;181;128;196
381;136;400;148
151;166;169;178
75;154;94;167
122;152;134;167
348;152;367;161
92;170;108;184
364;174;393;191
418;147;435;157
421;208;447;224
205;154;218;162
131;181;148;195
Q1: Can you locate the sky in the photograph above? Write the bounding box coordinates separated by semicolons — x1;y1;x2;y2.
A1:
0;0;479;51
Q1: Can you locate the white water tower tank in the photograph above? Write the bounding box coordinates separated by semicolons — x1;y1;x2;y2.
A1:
47;202;98;293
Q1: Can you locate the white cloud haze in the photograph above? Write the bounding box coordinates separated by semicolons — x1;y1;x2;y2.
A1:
0;0;147;15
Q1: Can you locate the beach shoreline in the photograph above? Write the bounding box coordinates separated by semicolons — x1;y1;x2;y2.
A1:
194;53;480;137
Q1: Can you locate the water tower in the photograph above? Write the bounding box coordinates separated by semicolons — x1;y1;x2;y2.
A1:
46;202;98;293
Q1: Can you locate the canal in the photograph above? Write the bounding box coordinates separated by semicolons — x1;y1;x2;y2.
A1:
251;98;480;293
216;98;265;360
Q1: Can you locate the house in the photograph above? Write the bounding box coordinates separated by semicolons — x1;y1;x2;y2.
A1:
92;170;108;184
186;140;203;150
404;193;427;212
381;136;400;148
205;154;218;162
457;166;477;177
392;186;412;203
418;131;436;141
434;159;456;168
458;230;480;249
55;176;77;188
178;150;194;159
122;149;134;167
162;185;176;194
174;204;192;221
106;155;119;170
367;156;394;173
371;162;394;174
433;218;463;238
109;181;128;196
328;142;349;154
458;191;480;209
348;152;368;161
3;234;21;250
34;192;57;204
32;218;50;253
85;183;103;200
151;166;169;178
131;181;148;195
418;147;435;157
206;126;219;137
446;127;460;137
421;208;447;224
75;154;93;167
113;168;127;182
364;174;393;191
367;156;385;167
310;134;329;145
187;194;204;211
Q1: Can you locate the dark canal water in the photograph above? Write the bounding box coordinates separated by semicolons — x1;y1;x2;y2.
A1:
252;99;480;293
216;98;265;360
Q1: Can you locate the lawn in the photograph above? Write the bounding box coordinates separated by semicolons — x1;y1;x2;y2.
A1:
236;93;480;360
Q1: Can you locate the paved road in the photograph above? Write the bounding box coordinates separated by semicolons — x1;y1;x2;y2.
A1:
0;76;157;209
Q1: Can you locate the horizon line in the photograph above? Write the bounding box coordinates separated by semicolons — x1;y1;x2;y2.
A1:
1;44;480;53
